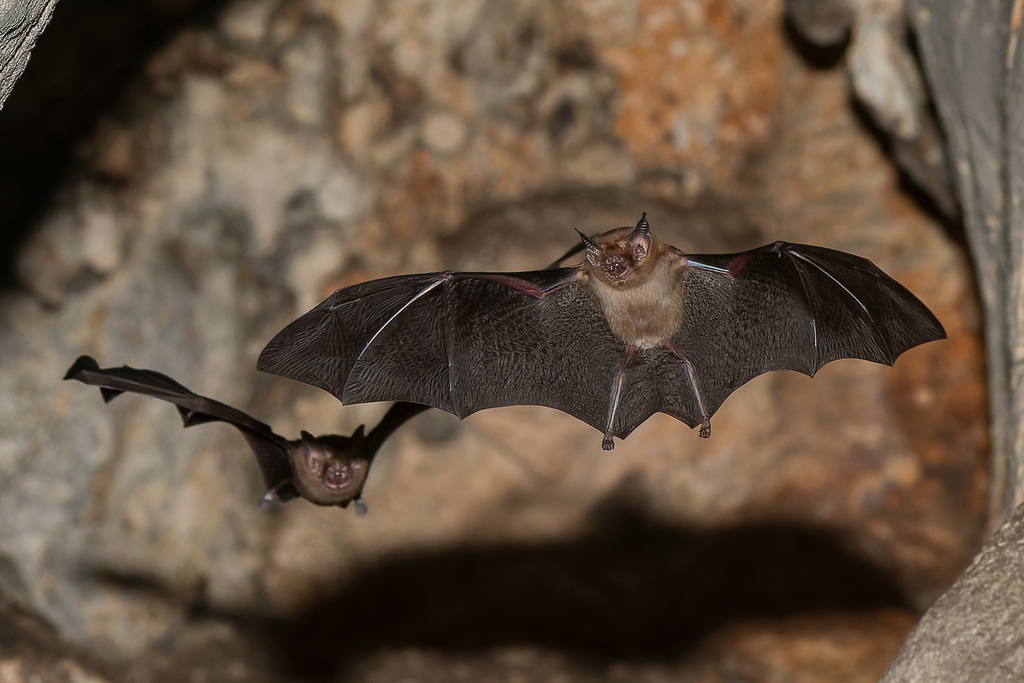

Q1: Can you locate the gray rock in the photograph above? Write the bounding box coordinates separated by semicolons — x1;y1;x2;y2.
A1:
0;0;58;110
881;502;1024;682
0;1;985;679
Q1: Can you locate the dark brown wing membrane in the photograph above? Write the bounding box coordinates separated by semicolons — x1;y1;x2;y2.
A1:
259;242;945;443
257;268;631;435
64;356;297;500
661;242;946;427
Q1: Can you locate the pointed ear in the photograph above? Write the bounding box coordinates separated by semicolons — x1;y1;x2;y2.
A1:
628;212;651;262
576;228;603;267
300;437;329;474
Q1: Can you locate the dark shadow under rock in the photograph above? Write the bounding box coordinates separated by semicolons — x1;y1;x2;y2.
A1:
259;502;910;680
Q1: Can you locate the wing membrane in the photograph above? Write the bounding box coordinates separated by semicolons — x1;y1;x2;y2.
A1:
258;268;630;433
676;242;945;420
259;241;945;443
65;356;295;498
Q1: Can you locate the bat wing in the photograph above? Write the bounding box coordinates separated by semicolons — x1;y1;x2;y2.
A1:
257;269;631;435
64;356;297;500
657;241;947;428
259;243;945;445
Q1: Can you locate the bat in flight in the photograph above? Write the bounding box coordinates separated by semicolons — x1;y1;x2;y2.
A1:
258;213;946;450
64;356;427;511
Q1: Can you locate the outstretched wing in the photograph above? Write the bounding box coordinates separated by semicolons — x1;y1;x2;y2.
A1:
64;356;297;499
661;241;946;427
257;268;631;434
258;242;944;445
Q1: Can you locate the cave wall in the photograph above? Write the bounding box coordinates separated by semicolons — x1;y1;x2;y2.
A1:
0;0;986;680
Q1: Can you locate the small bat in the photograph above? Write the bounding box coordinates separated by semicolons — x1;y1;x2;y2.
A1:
64;356;427;510
258;214;946;450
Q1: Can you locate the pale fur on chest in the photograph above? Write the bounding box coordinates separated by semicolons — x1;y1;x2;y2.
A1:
586;257;687;348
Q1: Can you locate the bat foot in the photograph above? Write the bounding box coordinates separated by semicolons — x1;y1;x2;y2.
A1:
602;434;615;450
354;498;368;516
261;478;293;508
698;419;711;439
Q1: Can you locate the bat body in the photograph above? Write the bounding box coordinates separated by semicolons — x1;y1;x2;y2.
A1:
258;214;946;449
65;356;426;509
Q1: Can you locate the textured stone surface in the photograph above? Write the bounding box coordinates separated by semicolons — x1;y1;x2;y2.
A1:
872;0;1024;679
906;0;1021;525
0;0;985;679
881;502;1024;682
0;0;58;109
785;0;956;218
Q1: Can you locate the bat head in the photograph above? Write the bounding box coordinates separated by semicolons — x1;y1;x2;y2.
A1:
287;428;372;508
579;212;656;286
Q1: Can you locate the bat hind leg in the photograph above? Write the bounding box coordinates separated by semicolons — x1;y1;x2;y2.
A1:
666;343;712;438
261;478;293;507
602;348;636;450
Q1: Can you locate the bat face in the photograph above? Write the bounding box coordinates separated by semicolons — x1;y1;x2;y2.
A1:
581;213;656;286
288;431;372;508
258;214;946;450
581;214;688;349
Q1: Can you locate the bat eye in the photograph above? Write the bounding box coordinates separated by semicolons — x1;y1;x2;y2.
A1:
303;444;330;476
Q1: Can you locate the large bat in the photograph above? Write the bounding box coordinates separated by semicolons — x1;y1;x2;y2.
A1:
258;214;946;450
64;356;426;510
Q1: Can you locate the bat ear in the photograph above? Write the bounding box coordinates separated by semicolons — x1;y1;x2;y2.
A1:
298;433;331;476
629;212;651;263
576;228;603;267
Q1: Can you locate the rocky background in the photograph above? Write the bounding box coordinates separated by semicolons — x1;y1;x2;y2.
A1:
0;0;987;681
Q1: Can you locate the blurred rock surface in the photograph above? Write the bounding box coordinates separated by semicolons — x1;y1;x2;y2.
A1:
0;0;985;679
341;611;915;683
